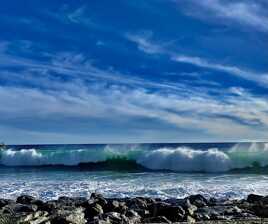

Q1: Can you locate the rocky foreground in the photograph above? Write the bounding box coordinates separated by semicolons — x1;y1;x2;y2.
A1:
1;194;268;223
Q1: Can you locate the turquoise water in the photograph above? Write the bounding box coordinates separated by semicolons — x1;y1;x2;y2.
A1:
1;142;268;200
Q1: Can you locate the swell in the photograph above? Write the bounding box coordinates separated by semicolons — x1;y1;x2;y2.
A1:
1;143;268;173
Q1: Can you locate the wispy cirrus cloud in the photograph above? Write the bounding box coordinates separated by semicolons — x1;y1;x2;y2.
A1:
1;77;268;142
175;0;268;32
125;32;268;87
1;40;268;142
172;55;268;86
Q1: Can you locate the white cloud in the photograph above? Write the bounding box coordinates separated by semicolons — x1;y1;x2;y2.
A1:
200;0;268;32
125;32;164;55
1;41;268;143
126;32;268;87
176;0;268;32
0;76;268;142
172;55;268;86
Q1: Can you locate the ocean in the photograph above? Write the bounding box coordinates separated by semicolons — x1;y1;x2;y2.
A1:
1;142;268;201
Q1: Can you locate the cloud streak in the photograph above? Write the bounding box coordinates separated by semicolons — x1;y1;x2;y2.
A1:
126;32;268;87
176;0;268;32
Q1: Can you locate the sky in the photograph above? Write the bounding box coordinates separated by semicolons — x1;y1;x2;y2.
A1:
0;0;268;144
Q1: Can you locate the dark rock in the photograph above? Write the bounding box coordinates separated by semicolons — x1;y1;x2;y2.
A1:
261;196;268;205
104;200;120;212
50;207;86;224
41;201;58;213
143;216;171;223
126;209;139;218
95;197;108;207
194;212;210;221
196;207;220;220
188;194;208;207
105;201;128;214
127;198;148;211
224;206;242;216
251;205;268;217
31;199;46;209
247;194;264;203
84;203;103;220
157;204;185;222
80;199;95;209
57;196;75;206
102;212;130;224
135;208;150;217
90;193;103;200
3;203;38;214
16;195;35;204
0;199;14;209
148;201;170;217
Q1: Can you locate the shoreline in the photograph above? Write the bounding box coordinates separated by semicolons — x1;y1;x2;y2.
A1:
1;193;268;223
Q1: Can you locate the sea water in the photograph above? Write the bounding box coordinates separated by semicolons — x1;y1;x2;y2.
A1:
1;142;268;201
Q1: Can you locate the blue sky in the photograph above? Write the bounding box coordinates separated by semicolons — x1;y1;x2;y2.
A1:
0;0;268;144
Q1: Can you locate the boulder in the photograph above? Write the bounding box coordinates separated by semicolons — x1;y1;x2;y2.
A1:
50;207;86;224
184;200;198;216
16;195;35;204
84;203;103;220
247;194;264;203
187;194;208;207
2;203;38;214
157;205;185;222
0;199;14;209
143;216;171;223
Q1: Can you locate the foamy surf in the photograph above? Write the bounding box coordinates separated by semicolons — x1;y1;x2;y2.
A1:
1;142;268;172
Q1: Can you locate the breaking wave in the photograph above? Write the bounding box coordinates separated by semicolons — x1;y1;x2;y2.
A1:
1;143;268;173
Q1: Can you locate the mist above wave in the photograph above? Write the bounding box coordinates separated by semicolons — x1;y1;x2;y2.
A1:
0;143;268;172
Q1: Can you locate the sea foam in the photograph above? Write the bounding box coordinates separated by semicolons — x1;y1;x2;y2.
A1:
1;143;268;172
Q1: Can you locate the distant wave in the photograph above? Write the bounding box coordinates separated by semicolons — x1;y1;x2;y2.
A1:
1;143;268;173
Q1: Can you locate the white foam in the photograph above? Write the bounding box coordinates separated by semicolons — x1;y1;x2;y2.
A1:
1;143;268;172
137;147;231;172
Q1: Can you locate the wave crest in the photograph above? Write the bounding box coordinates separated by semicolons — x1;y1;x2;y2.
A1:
137;147;231;172
1;143;268;172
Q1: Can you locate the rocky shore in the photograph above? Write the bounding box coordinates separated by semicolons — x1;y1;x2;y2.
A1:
1;193;268;223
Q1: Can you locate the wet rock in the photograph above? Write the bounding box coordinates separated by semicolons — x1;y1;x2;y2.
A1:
3;203;38;214
84;203;103;220
194;212;210;221
102;212;131;224
157;204;185;222
247;194;264;204
196;207;220;220
0;199;14;209
224;205;242;215
143;216;171;223
80;198;95;209
135;208;150;217
16;195;36;205
125;209;141;223
148;201;170;217
104;200;121;213
41;201;58;213
126;209;139;217
3;194;268;223
208;197;218;206
188;194;208;207
251;205;268;217
261;196;268;205
127;198;148;211
50;207;86;224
